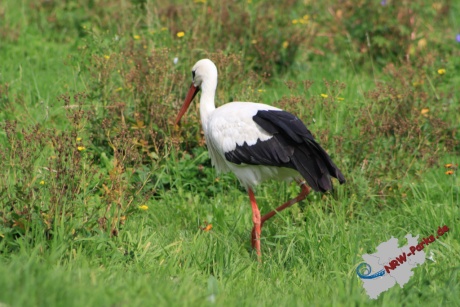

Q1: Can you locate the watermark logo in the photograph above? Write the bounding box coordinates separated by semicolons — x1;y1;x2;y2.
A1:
356;263;385;279
356;225;449;299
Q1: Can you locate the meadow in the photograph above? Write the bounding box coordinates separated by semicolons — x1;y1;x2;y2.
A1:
0;0;459;306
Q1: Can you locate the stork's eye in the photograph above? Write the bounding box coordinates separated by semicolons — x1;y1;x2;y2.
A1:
192;70;196;80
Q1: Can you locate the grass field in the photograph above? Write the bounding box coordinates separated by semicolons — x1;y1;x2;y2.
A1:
1;0;459;306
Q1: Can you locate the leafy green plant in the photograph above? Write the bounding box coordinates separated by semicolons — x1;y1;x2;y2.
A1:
323;0;453;67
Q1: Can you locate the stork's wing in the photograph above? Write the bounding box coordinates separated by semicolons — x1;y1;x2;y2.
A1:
224;110;345;192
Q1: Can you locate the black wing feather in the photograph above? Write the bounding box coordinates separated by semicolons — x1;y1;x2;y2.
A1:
225;110;345;192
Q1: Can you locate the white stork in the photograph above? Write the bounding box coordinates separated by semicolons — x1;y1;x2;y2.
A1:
175;59;345;259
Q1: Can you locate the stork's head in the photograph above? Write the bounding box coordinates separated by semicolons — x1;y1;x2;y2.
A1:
175;59;218;125
191;59;218;88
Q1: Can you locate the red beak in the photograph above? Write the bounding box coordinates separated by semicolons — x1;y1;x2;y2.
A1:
175;83;200;125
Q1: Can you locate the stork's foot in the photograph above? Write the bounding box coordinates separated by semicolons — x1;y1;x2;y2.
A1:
250;182;311;259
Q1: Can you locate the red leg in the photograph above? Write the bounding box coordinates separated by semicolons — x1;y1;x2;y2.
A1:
262;182;310;226
251;182;311;247
248;188;262;260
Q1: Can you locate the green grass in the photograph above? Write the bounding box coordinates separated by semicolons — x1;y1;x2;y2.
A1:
0;166;458;306
1;0;459;306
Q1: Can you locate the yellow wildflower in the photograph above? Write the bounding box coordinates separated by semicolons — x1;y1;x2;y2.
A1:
133;35;141;40
445;170;454;175
417;38;427;49
444;163;453;168
39;180;45;185
76;137;82;141
139;205;149;210
177;31;185;38
77;146;86;151
321;94;328;98
420;108;429;116
258;89;265;93
282;41;289;49
293;15;309;25
104;55;110;60
299;15;309;24
437;68;446;75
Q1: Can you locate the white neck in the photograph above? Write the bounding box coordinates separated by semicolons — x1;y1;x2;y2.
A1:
199;79;217;133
